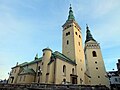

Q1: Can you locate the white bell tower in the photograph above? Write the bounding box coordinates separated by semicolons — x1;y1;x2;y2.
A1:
62;5;85;84
84;25;109;87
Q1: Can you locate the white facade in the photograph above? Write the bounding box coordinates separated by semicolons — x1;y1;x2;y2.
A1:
110;76;120;84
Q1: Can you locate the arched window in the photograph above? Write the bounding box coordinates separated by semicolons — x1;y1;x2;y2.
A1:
72;68;74;75
63;79;66;82
67;40;69;45
63;65;66;75
75;32;77;35
92;51;97;57
78;42;80;46
38;66;40;70
62;78;66;84
66;32;70;36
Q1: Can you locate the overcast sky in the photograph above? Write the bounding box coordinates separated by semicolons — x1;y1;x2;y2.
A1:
0;0;120;79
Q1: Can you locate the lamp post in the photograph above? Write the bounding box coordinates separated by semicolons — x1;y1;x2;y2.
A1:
38;68;42;83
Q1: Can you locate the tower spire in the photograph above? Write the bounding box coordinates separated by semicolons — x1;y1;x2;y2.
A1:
67;4;75;21
85;24;96;43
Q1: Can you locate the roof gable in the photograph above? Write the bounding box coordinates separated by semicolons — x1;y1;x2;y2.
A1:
19;68;36;75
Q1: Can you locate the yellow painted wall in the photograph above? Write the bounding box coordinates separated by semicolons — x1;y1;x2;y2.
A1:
8;66;21;84
17;74;34;84
55;58;75;84
40;49;52;83
47;62;54;84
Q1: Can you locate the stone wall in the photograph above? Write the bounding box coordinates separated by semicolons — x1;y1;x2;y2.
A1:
0;83;109;90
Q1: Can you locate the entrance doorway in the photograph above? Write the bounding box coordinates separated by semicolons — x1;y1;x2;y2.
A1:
70;74;77;84
11;77;14;83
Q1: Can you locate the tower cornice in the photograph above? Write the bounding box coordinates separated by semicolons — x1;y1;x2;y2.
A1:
62;20;81;30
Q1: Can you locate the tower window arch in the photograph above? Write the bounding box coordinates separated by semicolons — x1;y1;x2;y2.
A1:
66;32;70;36
63;78;66;84
78;42;80;46
38;66;41;70
75;32;77;35
67;40;69;45
63;65;66;76
92;51;97;57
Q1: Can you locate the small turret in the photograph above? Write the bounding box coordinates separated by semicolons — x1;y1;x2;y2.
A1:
42;47;52;60
42;47;52;83
42;47;52;52
35;53;38;60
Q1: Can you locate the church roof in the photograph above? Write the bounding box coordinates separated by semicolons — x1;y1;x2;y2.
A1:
42;47;52;52
29;57;42;65
12;51;75;69
12;57;42;68
19;68;36;75
19;62;28;67
48;51;76;65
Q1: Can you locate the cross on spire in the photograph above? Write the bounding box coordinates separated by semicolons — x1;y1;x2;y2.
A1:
67;4;75;21
85;24;96;43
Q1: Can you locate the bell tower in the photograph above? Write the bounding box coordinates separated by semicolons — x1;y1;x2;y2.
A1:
84;25;109;87
62;5;85;84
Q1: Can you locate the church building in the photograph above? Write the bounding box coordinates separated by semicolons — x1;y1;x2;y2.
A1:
8;5;109;87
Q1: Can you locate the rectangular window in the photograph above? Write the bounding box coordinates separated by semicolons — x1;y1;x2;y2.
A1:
14;69;16;73
43;53;45;56
119;78;120;82
19;76;22;81
75;32;77;35
115;78;118;82
23;76;26;81
67;40;69;45
78;42;80;46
